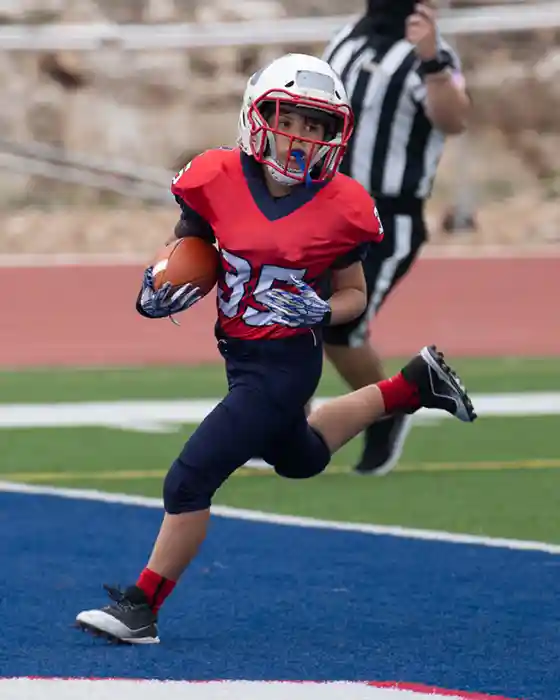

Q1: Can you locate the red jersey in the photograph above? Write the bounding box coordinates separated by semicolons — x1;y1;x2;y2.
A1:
171;147;383;340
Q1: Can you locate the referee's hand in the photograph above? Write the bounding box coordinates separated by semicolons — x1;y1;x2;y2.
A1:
406;2;438;61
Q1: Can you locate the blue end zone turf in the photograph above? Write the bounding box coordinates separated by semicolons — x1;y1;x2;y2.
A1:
1;491;559;699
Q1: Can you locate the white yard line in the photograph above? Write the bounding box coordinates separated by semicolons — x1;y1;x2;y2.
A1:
0;393;560;431
0;678;516;700
1;480;559;556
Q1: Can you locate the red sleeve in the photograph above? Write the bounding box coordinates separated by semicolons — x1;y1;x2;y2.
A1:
349;185;384;245
335;178;383;245
170;148;228;222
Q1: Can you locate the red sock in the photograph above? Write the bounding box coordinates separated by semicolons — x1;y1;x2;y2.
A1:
136;567;176;614
377;372;420;415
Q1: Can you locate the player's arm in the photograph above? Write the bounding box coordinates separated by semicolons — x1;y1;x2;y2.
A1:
136;197;209;320
136;151;220;320
258;246;367;328
166;196;216;245
326;246;367;325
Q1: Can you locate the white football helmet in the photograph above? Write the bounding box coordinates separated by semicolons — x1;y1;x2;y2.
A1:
238;53;354;186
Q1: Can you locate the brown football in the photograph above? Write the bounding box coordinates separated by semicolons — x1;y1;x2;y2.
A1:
151;237;219;297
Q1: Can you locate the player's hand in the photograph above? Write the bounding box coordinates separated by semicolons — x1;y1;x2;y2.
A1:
406;2;438;61
139;266;202;320
259;276;331;328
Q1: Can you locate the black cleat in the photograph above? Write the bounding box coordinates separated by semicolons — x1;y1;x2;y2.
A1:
402;345;477;422
354;414;413;475
75;584;160;644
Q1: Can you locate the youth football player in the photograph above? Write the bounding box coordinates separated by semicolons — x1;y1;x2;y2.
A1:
76;53;476;644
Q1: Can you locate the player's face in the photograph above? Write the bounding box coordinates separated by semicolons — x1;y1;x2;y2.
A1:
268;107;327;167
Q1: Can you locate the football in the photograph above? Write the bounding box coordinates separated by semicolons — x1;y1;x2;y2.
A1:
151;237;220;297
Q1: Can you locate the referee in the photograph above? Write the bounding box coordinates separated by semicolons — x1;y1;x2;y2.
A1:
321;0;470;474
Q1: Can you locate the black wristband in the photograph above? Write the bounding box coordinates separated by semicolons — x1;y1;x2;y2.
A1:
417;52;452;78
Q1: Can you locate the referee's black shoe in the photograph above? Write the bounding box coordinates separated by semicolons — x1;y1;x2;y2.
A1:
354;414;412;476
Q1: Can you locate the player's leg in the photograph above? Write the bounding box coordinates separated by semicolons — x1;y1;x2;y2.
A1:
75;386;286;643
265;344;476;480
323;211;424;474
146;337;321;580
309;345;476;456
76;336;323;643
261;411;331;480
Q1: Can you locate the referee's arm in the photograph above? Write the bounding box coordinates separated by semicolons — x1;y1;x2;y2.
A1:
421;62;470;135
407;2;470;135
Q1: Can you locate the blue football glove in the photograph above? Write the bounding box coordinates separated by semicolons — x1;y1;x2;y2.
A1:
139;266;202;324
259;276;331;328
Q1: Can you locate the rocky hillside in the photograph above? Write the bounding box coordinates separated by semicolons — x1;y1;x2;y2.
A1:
0;0;559;252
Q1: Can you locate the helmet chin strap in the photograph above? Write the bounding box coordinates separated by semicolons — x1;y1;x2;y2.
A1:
265;149;315;188
266;162;300;186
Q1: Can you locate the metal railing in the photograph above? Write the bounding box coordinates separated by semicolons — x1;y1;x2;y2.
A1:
1;2;559;52
0;140;172;203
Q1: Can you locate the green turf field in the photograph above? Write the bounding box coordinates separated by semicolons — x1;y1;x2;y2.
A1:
1;357;560;542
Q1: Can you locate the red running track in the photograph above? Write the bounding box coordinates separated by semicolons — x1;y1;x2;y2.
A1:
2;257;558;368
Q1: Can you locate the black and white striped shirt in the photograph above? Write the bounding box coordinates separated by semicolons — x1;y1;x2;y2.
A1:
323;21;462;202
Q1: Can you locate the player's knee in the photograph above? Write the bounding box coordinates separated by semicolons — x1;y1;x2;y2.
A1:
273;427;330;480
274;461;326;479
163;458;214;514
